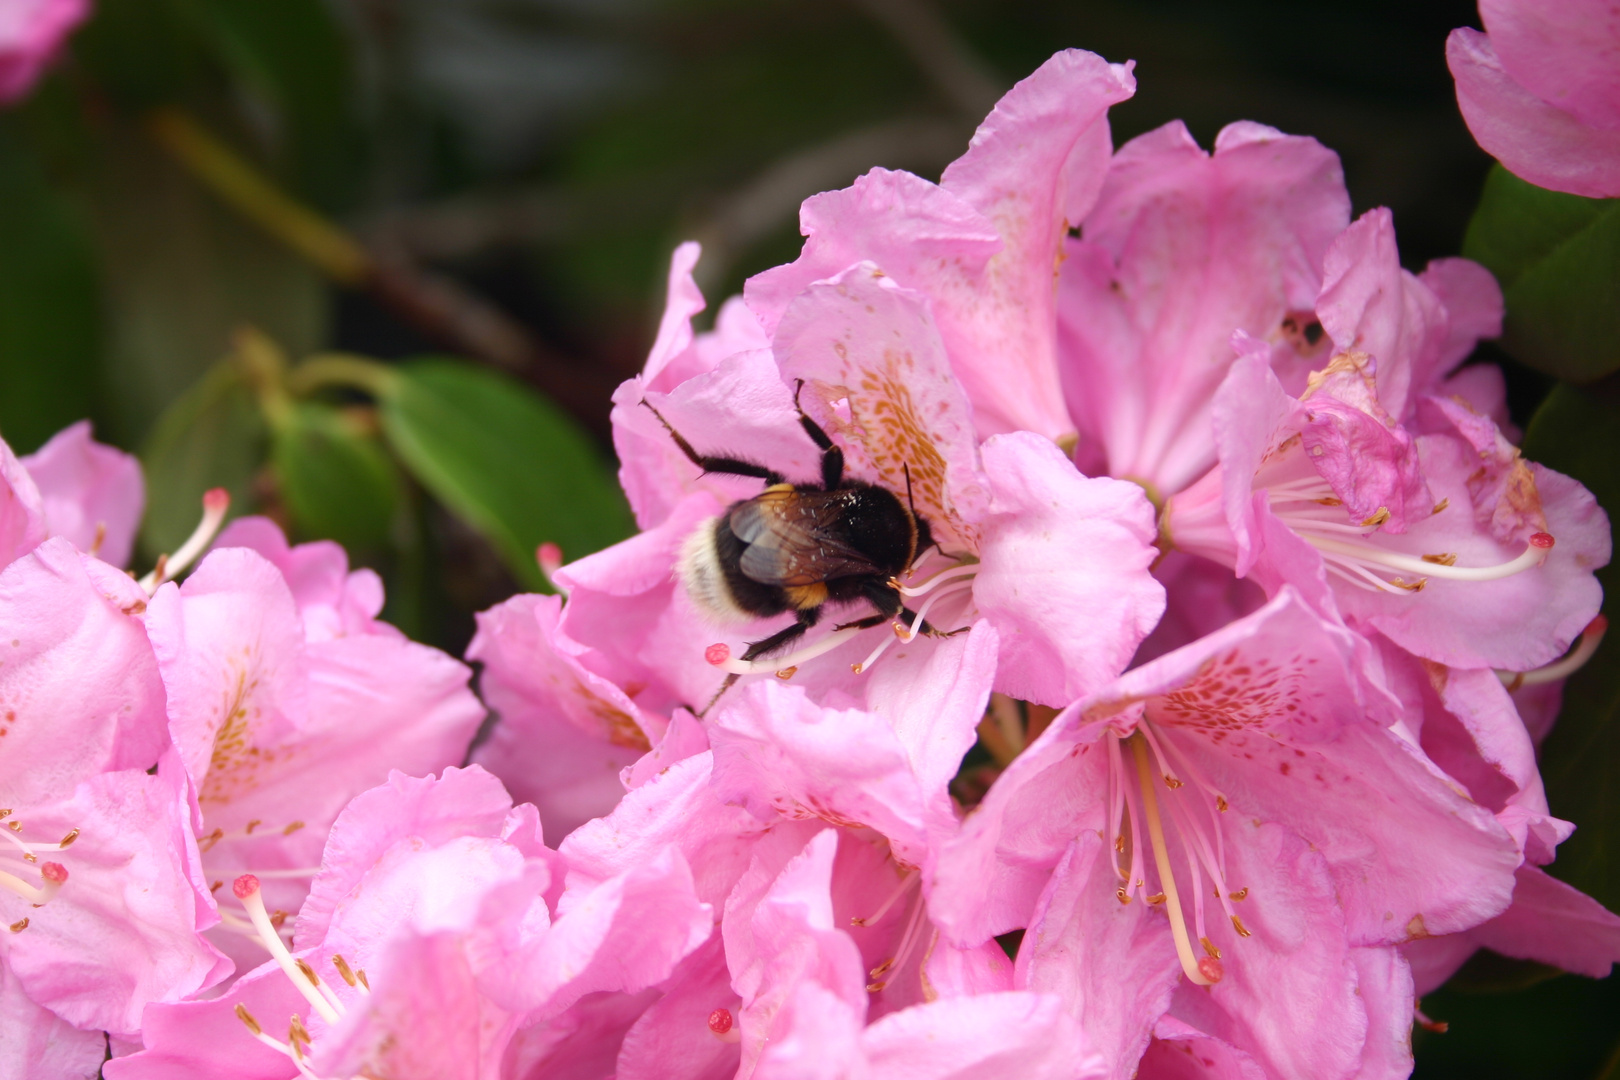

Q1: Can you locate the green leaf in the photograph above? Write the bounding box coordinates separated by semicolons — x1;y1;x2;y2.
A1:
1520;383;1620;914
271;403;401;554
0;126;99;453
139;360;267;559
1462;166;1620;383
376;359;633;591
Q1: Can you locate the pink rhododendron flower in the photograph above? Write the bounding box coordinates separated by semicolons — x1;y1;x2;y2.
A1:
1161;211;1609;674
1058;119;1350;494
0;960;106;1080
0;421;143;571
111;766;711;1080
747;49;1137;444
0;539;227;1039
930;590;1521;1080
1447;0;1620;197
141;520;485;972
0;0;87;104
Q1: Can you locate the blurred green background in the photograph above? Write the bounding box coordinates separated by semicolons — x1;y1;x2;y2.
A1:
1;3;1615;1072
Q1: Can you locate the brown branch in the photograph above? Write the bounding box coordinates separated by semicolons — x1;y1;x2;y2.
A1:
848;0;1002;122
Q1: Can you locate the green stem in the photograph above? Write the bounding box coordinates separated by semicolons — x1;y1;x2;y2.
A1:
288;354;400;400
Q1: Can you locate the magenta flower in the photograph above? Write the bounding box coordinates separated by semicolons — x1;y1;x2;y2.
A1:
0;958;107;1080
0;539;227;1040
1447;0;1620;197
142;520;484;973
0;0;87;104
931;590;1521;1079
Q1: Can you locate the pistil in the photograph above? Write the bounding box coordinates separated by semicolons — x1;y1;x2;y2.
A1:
139;488;231;594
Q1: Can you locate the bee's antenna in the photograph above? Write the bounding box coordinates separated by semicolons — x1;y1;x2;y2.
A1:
903;463;918;519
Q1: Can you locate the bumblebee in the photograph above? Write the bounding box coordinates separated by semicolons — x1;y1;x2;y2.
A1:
644;381;948;673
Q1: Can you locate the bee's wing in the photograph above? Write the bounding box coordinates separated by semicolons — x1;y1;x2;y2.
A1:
729;490;883;586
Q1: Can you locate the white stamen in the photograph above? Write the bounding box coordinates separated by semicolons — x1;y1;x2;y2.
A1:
708;627;863;676
1131;736;1214;986
139;488;230;593
851;870;918;927
1499;615;1607;687
1304;532;1551;584
234;876;341;1025
895;563;978;598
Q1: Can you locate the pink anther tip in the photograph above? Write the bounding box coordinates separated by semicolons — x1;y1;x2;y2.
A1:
1530;532;1555;549
537;542;563;570
40;862;67;884
1197;955;1225;983
705;643;731;666
707;1008;733;1035
233;874;260;899
202;488;231;512
1590;614;1609;634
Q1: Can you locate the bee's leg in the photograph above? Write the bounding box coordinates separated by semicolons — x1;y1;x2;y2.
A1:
860;577;966;639
739;606;822;663
640;400;785;484
792;379;845;490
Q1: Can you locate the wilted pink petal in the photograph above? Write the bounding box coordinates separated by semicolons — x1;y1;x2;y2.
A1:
21;421;145;569
0;0;88;104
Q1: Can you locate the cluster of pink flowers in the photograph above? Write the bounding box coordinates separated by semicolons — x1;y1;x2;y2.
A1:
3;32;1618;1080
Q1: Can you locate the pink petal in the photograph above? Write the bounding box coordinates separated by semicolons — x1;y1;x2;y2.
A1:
1478;0;1620;131
613;347;819;531
644;241;709;389
1470;865;1620;978
710;681;936;864
739;830;866;1074
310;932;512;1080
927;710;1097;946
103;959;310;1080
21;421;144;569
1139;1017;1267;1080
0;949;115;1080
0;0;88;103
617;938;742;1080
1098;590;1520;943
2;769;229;1037
774;263;989;548
1418;258;1504;377
0;539;169;800
936;49;1136;441
1315;209;1451;421
211;518;387;641
1448;28;1620;198
1346;947;1416;1080
143;548;309;788
501;846;712;1019
1016;834;1181;1080
1061;120;1348;491
0;437;45;571
295;767;540;946
1334;444;1609;671
1164;825;1366;1080
974;432;1163;705
560;752;771;912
